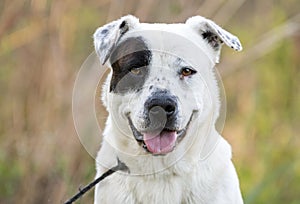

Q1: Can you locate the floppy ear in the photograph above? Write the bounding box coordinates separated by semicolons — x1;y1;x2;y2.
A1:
186;16;242;62
93;15;139;65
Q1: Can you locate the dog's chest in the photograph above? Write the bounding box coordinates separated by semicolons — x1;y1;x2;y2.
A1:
128;175;184;203
101;171;208;204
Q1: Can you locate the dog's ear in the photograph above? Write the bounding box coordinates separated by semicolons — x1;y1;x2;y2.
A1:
93;15;139;65
186;16;242;62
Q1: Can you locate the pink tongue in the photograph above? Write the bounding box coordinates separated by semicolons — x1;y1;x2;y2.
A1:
143;131;177;154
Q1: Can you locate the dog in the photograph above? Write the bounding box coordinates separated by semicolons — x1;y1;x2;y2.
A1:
93;15;243;204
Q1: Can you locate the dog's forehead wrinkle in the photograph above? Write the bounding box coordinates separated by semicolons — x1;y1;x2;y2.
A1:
174;57;184;67
150;53;192;74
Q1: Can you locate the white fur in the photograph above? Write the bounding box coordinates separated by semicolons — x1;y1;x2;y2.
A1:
93;15;243;204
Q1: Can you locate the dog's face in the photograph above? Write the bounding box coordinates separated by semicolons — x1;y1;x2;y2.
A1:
94;15;242;156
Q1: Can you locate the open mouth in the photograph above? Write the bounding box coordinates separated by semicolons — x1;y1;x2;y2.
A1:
127;113;194;155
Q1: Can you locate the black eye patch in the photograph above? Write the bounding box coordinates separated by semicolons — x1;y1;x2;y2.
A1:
109;37;152;93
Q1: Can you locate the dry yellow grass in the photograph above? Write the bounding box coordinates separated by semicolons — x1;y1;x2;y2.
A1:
0;0;299;203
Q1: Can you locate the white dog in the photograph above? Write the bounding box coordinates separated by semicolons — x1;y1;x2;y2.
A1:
93;15;243;204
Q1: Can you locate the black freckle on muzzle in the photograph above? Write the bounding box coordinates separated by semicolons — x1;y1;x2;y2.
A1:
144;89;179;132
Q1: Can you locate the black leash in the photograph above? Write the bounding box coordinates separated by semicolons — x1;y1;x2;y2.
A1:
64;158;129;204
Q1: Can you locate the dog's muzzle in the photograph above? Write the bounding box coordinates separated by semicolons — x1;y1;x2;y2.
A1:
127;91;194;155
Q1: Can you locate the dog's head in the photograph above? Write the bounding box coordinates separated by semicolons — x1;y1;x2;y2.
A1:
94;15;242;156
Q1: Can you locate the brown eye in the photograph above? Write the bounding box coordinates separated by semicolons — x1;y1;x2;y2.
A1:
130;67;141;75
180;67;196;77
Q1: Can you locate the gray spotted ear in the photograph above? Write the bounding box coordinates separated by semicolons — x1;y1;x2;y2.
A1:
186;16;242;59
93;15;139;65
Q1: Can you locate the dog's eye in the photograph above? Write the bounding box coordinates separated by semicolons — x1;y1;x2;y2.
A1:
180;67;197;77
130;67;141;75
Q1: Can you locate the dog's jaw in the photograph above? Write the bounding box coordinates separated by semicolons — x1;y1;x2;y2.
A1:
127;112;194;155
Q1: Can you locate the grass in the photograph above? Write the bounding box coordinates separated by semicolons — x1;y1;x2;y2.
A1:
0;0;299;203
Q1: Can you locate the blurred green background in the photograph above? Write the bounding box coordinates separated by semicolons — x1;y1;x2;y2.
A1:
0;0;299;203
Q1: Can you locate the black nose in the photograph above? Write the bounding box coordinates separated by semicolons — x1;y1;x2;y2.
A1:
145;91;178;119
